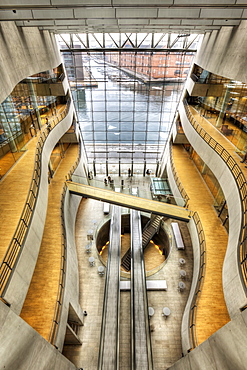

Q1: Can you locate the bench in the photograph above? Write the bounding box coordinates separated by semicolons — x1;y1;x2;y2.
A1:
171;222;185;250
120;280;167;291
103;202;110;214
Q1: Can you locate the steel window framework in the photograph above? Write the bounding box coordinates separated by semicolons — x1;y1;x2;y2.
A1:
58;33;199;175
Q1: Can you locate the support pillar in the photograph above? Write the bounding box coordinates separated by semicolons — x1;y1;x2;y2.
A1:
27;79;42;130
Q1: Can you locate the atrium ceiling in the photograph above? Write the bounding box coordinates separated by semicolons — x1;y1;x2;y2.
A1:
0;1;246;35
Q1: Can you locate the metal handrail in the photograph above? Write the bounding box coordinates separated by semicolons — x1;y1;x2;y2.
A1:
131;209;153;369
169;141;205;350
169;142;190;208
184;100;247;294
98;205;121;369
188;212;206;350
0;99;71;300
49;145;81;347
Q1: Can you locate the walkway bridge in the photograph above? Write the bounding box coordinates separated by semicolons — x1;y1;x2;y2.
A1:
66;181;192;222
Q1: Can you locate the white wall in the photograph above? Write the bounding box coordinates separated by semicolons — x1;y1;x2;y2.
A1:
169;309;247;370
0;22;61;104
195;20;247;85
0;301;76;370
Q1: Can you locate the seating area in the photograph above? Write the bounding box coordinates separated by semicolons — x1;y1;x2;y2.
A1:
171;222;185;250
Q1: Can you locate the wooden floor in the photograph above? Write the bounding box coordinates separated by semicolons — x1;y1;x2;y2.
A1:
0;136;38;261
172;105;247;345
0;104;66;262
20;143;79;340
173;144;230;345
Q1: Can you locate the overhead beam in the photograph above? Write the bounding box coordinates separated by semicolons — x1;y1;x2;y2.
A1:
60;48;197;53
66;181;192;222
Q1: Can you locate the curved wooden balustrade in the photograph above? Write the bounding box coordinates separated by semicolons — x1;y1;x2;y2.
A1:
49;148;81;347
170;143;190;208
170;142;206;350
184;100;247;294
0;100;71;301
189;212;206;350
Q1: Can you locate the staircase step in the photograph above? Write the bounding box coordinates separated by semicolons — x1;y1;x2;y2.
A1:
120;215;163;271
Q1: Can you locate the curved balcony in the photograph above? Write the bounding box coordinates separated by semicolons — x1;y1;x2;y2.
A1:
167;144;206;352
179;100;247;316
0;100;74;313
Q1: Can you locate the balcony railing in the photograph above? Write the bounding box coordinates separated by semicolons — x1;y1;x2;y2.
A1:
169;143;190;208
169;142;204;350
0;99;71;302
184;99;247;294
189;212;206;350
49;146;81;347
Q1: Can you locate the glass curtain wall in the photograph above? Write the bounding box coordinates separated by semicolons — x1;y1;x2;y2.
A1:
61;50;195;176
0;65;66;179
190;65;247;154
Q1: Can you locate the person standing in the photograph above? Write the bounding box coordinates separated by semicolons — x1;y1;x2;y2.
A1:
46;117;51;132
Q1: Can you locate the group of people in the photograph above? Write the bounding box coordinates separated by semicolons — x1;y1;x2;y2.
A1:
104;168;152;184
104;176;114;186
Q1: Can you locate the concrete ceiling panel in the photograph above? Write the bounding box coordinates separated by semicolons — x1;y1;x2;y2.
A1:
116;8;158;18
0;10;33;19
20;20;55;26
200;8;244;18
212;19;240;25
55;19;86;25
118;19;149;25
194;25;221;29
113;0;173;4
149;19;181;25
0;1;244;34
87;19;118;25
181;19;213;25
158;8;200;18
74;8;115;18
174;0;236;4
0;0;50;4
52;0;112;4
32;9;74;19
